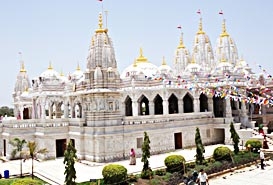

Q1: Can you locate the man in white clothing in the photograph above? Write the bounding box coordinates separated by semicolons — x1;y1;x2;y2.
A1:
196;169;209;185
260;149;265;170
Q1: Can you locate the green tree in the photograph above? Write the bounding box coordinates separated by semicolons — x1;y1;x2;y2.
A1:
25;141;48;179
195;127;205;164
9;138;27;177
141;131;153;179
230;122;240;154
64;140;77;185
0;106;14;117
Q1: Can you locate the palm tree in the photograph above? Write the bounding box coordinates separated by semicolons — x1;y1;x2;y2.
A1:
26;141;48;179
9;138;27;177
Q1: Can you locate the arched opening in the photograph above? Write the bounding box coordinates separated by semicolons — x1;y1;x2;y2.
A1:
154;94;163;115
183;93;193;113
213;96;224;117
125;96;132;116
168;94;178;114
23;108;30;119
75;103;82;118
231;99;237;110
138;95;149;115
199;93;208;112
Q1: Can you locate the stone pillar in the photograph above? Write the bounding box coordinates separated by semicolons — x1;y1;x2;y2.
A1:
208;97;213;112
64;104;69;118
49;104;53;119
41;102;46;119
149;101;155;115
19;106;24;120
163;99;169;115
178;99;183;113
194;98;200;113
225;97;232;118
132;100;138;116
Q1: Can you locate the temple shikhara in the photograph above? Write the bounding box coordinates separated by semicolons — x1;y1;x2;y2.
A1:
1;12;273;162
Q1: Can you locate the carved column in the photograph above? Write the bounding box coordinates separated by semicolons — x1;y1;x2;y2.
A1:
194;98;200;113
208;97;213;112
149;101;155;115
225;97;232;118
163;99;169;115
132;100;138;116
178;99;183;113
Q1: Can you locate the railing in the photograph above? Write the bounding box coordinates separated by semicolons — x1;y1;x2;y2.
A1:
122;112;214;125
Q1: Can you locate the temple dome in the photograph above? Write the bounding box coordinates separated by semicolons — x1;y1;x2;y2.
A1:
121;48;158;79
40;62;60;79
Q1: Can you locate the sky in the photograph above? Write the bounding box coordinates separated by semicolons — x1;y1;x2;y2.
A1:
1;0;273;107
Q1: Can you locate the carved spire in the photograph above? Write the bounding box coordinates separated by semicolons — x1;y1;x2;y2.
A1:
177;33;185;49
197;18;205;35
220;19;229;37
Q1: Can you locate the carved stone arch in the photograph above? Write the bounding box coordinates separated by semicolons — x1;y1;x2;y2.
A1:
183;92;194;113
168;93;178;114
124;95;132;116
153;94;163;115
73;96;83;118
138;94;149;115
213;95;224;117
199;93;208;112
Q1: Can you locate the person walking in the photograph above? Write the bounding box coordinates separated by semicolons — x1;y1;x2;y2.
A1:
196;169;209;185
260;149;265;170
129;148;136;165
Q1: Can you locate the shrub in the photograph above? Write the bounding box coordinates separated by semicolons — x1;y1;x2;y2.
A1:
164;155;185;173
140;167;153;179
213;146;232;161
102;164;127;185
127;173;138;183
245;139;262;153
155;169;166;176
11;178;43;185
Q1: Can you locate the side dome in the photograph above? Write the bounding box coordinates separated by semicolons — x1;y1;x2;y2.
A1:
121;48;158;79
40;62;60;79
158;57;173;76
71;63;84;81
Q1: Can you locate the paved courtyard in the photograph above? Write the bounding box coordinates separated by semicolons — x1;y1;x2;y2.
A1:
1;144;273;185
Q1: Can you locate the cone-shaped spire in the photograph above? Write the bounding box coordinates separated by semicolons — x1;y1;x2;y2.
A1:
76;62;81;71
220;19;229;37
136;48;148;63
96;13;107;33
197;18;205;35
48;61;53;70
162;56;167;65
177;33;185;49
20;61;27;72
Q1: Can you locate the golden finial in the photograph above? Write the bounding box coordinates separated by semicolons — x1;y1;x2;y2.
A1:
197;18;205;35
177;33;185;49
133;59;137;67
136;47;148;63
95;13;107;33
20;61;26;72
76;62;81;71
60;70;64;76
162;56;167;65
24;87;28;92
220;19;229;37
48;61;53;70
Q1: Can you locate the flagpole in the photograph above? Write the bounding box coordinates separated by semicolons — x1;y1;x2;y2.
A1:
105;10;108;29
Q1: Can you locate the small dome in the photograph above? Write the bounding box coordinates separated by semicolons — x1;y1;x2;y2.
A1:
40;62;60;79
158;57;172;74
71;64;84;80
185;63;201;73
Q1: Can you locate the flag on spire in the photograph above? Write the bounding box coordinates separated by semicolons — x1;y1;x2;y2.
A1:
98;0;103;1
219;10;223;15
177;25;182;29
197;9;201;14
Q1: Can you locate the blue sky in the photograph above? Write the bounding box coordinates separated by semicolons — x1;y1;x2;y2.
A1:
1;0;273;107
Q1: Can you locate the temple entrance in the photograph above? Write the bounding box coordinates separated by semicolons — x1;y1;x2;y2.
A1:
168;94;178;114
174;132;182;149
23;108;30;119
56;139;66;158
125;96;132;116
213;96;224;117
183;93;193;113
199;93;208;112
